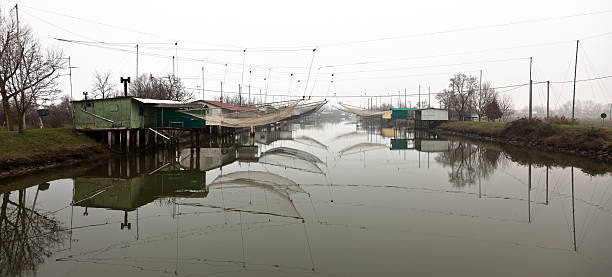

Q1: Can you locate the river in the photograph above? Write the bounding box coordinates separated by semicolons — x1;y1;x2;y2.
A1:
2;118;612;277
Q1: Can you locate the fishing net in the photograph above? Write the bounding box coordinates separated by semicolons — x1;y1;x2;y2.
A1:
182;100;327;128
337;102;386;117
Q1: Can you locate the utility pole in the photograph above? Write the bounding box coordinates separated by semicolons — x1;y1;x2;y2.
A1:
418;85;421;109
404;88;407;109
136;44;139;77
428;86;431;108
68;56;73;100
479;70;483;121
174;41;178;78
546;81;550;121
220;81;223;102
241;49;246;101
529;57;533;120
265;68;271;103
398;91;401;108
572;40;579;125
201;66;205;100
238;84;242;106
172;56;175;76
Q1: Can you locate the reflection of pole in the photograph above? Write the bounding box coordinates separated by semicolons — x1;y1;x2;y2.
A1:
528;164;531;223
70;182;74;252
571;167;577;251
545;166;549;205
176;203;179;274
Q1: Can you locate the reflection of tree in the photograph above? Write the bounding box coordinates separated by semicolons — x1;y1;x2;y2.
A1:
0;189;67;277
435;142;506;187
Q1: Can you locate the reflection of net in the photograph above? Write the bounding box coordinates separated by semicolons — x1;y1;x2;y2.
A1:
338;143;388;156
260;147;324;174
294;135;328;150
263;147;323;164
337;102;385;117
209;171;307;219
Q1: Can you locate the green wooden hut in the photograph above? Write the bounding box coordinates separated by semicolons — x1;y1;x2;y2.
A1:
391;108;415;119
72;97;206;130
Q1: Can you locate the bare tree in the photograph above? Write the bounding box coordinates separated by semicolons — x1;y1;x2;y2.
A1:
436;73;479;120
91;70;115;99
499;95;514;121
9;25;63;133
130;73;192;101
0;13;21;131
475;81;497;121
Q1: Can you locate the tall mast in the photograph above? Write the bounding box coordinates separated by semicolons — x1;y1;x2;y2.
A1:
572;40;579;125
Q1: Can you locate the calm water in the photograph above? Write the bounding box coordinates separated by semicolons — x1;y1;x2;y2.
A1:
2;119;612;277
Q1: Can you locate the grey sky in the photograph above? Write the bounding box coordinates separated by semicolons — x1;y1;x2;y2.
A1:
7;0;612;110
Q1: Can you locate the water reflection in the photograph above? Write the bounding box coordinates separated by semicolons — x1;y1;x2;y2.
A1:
435;141;507;187
0;188;67;277
2;120;612;276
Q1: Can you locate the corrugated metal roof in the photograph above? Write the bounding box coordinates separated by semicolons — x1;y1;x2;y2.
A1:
133;98;182;105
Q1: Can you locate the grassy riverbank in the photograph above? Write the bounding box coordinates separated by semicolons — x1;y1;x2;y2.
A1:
0;127;109;178
437;119;612;161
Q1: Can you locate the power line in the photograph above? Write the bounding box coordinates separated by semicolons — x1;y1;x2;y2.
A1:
20;4;245;49
190;75;612;99
314;8;612;48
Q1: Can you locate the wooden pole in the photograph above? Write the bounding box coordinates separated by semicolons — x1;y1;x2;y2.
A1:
572;40;579;125
529;57;533;120
546;81;550;121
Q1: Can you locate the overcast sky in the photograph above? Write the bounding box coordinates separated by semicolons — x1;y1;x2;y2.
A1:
5;0;612;110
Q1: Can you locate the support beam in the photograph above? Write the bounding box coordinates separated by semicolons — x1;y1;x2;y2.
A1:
108;131;112;149
126;129;131;152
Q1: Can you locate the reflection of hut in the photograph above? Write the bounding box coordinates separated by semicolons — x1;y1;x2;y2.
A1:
73;172;207;211
179;147;237;171
237;146;259;162
390;139;415;150
381;128;395;138
415;139;451;152
254;130;293;145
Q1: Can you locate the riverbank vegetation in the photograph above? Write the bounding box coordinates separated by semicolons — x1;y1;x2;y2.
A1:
0;127;107;178
437;119;612;161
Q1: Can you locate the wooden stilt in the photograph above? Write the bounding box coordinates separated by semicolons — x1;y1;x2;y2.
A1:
126;129;131;152
108;131;112;149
